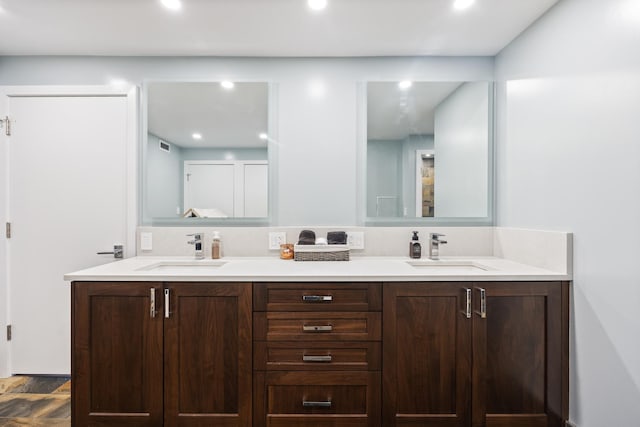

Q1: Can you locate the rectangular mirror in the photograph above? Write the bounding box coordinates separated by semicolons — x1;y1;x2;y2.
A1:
142;81;271;225
366;81;493;225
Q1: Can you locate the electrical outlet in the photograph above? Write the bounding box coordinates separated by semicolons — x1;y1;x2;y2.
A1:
268;232;287;250
347;231;365;249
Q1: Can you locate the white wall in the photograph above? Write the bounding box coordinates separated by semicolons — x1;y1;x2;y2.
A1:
147;133;182;217
495;0;640;425
0;56;493;225
434;82;489;217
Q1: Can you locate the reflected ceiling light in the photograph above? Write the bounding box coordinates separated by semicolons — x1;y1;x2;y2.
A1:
620;0;640;22
453;0;475;11
398;80;413;90
309;81;326;98
108;78;128;87
192;133;202;140
308;0;328;11
160;0;182;11
259;133;269;140
220;81;235;90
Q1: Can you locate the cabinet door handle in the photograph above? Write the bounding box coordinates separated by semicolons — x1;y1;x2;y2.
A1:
463;288;471;319
164;289;171;318
303;295;333;302
150;288;157;318
475;287;487;318
303;355;332;363
303;325;332;332
302;401;332;408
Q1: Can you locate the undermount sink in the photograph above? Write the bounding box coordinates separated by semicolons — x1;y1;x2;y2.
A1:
137;260;227;273
405;260;492;273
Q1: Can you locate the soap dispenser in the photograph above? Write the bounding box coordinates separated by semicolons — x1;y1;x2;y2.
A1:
211;231;221;259
410;231;421;259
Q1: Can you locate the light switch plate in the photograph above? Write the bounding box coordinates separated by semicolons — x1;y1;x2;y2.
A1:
347;232;365;249
268;232;287;250
140;232;153;251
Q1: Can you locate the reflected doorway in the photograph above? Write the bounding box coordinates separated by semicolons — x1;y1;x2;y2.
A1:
416;150;435;217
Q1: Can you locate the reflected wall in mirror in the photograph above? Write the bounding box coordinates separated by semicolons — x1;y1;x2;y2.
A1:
367;81;492;220
145;82;269;222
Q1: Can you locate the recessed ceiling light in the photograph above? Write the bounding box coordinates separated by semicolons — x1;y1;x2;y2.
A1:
308;0;328;11
453;0;475;11
259;133;269;140
398;80;413;90
160;0;182;11
220;81;235;90
192;133;202;140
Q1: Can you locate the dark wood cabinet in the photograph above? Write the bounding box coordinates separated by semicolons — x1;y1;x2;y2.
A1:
471;282;568;427
253;282;382;427
383;282;472;427
163;283;252;426
73;279;567;427
383;281;569;427
72;281;252;427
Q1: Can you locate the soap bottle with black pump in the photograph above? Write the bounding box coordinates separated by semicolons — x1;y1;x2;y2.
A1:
410;231;421;259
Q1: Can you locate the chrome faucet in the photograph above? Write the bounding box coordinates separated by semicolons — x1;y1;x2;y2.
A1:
429;233;447;260
187;233;205;259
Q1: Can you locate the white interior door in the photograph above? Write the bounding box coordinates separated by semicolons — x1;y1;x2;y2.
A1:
184;163;235;217
244;163;268;217
1;87;136;375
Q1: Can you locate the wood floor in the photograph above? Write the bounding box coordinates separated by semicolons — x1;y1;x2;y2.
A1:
0;376;70;426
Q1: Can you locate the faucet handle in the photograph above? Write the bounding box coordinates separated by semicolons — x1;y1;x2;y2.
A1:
430;233;446;239
187;232;203;239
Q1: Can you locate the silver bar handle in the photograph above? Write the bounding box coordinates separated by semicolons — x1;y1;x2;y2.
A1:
464;288;471;319
303;295;333;302
164;289;170;318
150;288;157;318
97;244;123;259
302;401;332;408
475;287;487;318
303;355;332;363
303;325;332;332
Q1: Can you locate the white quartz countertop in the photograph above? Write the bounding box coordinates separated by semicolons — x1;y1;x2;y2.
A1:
64;256;571;282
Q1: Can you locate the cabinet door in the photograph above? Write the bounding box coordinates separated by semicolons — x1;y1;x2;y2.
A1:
383;283;472;427
164;283;252;427
472;282;567;427
72;282;164;427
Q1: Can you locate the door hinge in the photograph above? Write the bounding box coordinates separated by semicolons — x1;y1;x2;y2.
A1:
5;222;10;239
6;325;11;341
0;116;10;136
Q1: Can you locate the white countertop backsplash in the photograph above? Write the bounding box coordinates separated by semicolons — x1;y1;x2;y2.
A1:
63;227;572;282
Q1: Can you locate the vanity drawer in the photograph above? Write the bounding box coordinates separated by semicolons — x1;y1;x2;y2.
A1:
254;371;380;427
254;312;381;341
254;341;381;371
254;282;382;312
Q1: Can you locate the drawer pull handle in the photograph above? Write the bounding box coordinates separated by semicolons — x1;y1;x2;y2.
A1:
303;355;332;363
475;287;487;318
303;325;333;332
303;295;333;302
303;400;332;408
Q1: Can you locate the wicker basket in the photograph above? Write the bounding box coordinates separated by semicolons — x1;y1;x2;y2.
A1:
293;244;350;261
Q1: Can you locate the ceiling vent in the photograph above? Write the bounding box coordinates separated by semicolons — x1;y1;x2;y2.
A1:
159;140;170;153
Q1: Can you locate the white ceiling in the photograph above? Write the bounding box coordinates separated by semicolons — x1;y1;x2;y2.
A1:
148;82;268;148
0;0;559;57
367;81;463;140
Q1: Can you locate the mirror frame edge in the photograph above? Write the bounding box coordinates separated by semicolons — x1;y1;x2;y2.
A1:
138;79;278;227
359;80;496;227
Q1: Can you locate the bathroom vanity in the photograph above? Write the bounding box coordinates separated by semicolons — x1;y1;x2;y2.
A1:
66;256;570;427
